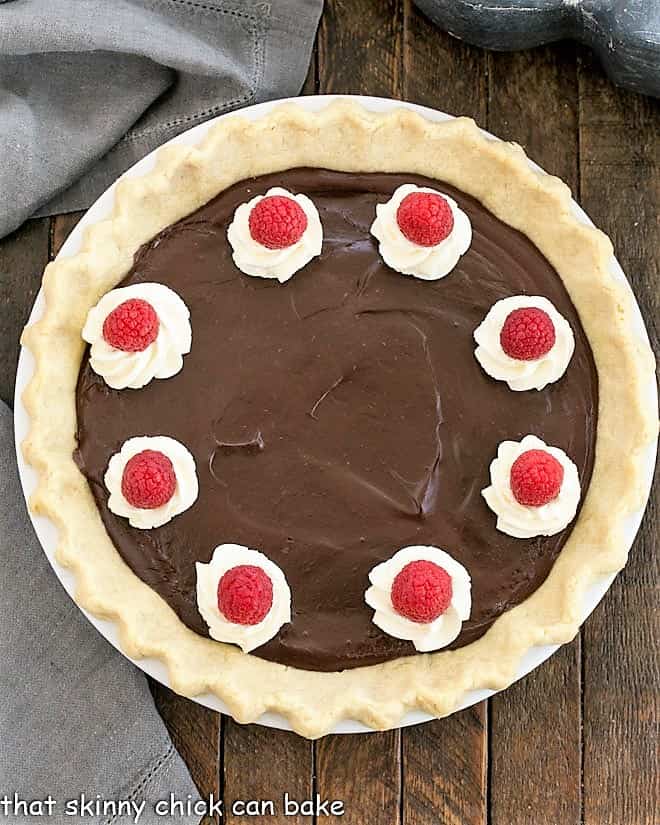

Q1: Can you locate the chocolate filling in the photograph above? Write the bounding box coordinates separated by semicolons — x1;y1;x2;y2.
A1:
75;169;598;672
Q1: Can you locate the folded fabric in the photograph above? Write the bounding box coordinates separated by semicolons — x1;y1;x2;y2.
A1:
0;401;202;825
0;0;323;239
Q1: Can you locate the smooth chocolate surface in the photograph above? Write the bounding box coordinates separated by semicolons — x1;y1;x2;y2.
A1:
75;169;598;672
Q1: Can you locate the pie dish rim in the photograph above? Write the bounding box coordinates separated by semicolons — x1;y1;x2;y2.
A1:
18;97;658;738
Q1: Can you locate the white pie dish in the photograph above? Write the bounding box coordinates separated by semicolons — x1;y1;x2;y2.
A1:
13;94;658;734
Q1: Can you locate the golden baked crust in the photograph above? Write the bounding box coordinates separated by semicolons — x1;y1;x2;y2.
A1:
21;101;657;738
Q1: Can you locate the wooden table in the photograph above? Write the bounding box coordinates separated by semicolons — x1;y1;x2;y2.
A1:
2;3;657;823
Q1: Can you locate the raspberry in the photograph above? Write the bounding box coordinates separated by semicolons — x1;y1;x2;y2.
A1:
510;449;564;507
248;195;308;249
103;298;159;352
500;307;556;361
121;450;176;509
217;564;273;625
396;191;454;247
391;560;453;623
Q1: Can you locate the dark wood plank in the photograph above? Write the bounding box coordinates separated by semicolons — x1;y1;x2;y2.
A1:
403;707;487;825
317;0;403;99
223;719;313;823
51;212;84;258
486;43;579;185
486;43;583;825
312;4;406;824
316;731;401;825
149;683;221;820
222;0;315;759
490;644;582;825
578;47;659;825
400;5;489;825
402;0;487;122
576;49;659;338
0;218;51;406
301;35;319;96
224;6;408;807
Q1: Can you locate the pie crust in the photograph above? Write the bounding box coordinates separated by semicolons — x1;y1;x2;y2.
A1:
21;101;657;738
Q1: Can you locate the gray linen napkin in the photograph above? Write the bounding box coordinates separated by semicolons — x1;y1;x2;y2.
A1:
0;0;323;239
0;400;202;823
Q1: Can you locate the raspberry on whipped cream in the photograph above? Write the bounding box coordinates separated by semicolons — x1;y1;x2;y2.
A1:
121;449;177;509
82;283;191;390
227;187;323;282
510;448;564;507
391;560;453;623
396;190;454;247
365;546;471;652
218;565;273;625
248;195;308;249
102;298;160;353
196;545;291;652
370;184;472;280
104;436;198;529
474;295;574;391
482;435;581;538
500;306;556;361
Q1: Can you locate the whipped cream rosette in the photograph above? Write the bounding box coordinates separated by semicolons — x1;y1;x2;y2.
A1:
227;186;323;282
82;283;191;390
370;183;472;279
474;295;574;391
482;434;581;538
104;436;198;529
365;546;472;652
196;544;292;652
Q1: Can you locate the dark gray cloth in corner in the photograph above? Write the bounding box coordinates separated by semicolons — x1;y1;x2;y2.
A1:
0;0;323;239
0;402;200;824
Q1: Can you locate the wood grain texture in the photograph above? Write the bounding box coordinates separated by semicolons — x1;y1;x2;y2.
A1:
318;0;403;98
486;43;583;825
403;707;487;825
149;683;221;820
486;43;579;185
316;732;401;824
301;33;319;96
51;212;83;258
223;719;313;823
0;218;50;406
403;0;487;122
218;9;399;822
490;644;582;825
578;47;659;825
576;49;659;342
400;6;490;825
397;16;492;817
313;4;406;822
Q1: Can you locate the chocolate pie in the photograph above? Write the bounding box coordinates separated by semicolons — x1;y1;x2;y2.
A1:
22;102;656;737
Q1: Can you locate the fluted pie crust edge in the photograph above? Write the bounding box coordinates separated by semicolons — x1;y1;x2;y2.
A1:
21;102;657;738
